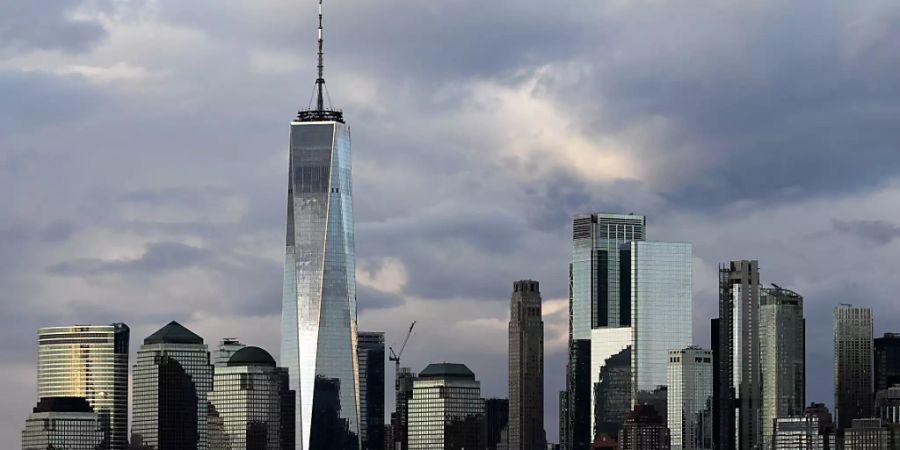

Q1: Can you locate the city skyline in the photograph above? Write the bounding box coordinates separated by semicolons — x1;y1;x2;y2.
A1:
6;0;900;446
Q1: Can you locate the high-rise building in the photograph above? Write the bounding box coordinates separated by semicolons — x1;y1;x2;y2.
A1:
568;213;691;441
760;286;806;447
485;398;510;450
843;419;894;450
131;321;213;450
834;306;874;433
559;392;568;450
214;338;246;368
207;346;295;450
566;339;591;450
21;397;105;450
667;347;712;450
712;260;761;450
617;404;671;450
279;2;359;449
37;324;129;450
359;332;385;450
392;367;416;450
877;386;900;424
407;363;484;450
509;280;546;450
875;333;900;393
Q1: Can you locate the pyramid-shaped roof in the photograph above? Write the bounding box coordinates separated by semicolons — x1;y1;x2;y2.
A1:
144;321;203;345
419;363;474;379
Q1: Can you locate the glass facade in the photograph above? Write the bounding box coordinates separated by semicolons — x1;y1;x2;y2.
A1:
667;347;712;450
281;118;359;450
21;398;105;450
37;324;129;450
358;332;385;450
772;417;823;450
207;346;295;450
484;398;509;450
759;287;805;448
509;280;545;450
407;364;483;450
833;306;874;432
131;321;213;449
391;367;416;450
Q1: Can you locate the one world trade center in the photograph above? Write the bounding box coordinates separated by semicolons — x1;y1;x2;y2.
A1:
281;1;360;449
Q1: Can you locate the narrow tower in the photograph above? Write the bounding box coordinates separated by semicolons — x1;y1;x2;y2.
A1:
509;280;546;450
281;1;359;449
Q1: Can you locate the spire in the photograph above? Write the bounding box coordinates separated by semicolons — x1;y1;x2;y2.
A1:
298;0;343;123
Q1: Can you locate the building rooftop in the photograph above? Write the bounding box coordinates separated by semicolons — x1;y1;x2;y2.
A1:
227;346;276;367
144;321;204;345
33;397;94;414
419;363;475;379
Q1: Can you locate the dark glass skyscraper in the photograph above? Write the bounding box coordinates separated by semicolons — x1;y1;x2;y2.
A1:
875;333;900;394
358;332;385;450
37;324;129;450
509;280;545;450
131;321;213;450
485;398;510;450
280;1;359;449
833;305;874;433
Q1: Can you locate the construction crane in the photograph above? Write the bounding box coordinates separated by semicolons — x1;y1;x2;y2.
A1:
389;321;416;389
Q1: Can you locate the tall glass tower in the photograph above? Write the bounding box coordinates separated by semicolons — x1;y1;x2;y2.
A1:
281;1;359;449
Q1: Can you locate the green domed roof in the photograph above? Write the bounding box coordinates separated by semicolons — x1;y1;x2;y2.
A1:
227;346;276;367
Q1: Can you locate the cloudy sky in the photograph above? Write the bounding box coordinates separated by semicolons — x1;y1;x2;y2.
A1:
4;0;900;443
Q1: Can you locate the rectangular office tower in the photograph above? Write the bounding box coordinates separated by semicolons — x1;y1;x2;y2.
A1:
834;306;874;432
21;397;105;450
568;213;692;441
667;347;713;450
408;363;484;450
131;321;213;450
358;332;385;450
875;333;900;394
760;286;806;447
712;260;761;450
37;324;129;450
509;280;546;450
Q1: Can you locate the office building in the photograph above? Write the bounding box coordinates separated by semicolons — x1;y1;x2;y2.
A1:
485;398;510;450
712;260;761;450
834;306;874;432
558;392;568;450
131;321;213;449
760;286;806;447
877;386;900;424
772;416;823;450
510;280;546;450
568;214;691;440
407;363;484;450
667;347;712;450
617;404;670;450
207;346;295;450
214;338;246;368
21;397;105;450
359;331;386;450
37;324;129;449
280;2;360;449
875;333;900;393
843;419;894;450
392;367;416;450
566;339;591;450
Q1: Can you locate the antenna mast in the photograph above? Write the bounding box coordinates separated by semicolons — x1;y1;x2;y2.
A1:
315;0;325;112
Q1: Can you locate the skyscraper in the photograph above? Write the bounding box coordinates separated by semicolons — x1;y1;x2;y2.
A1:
280;1;360;449
214;338;246;368
131;321;213;449
834;306;874;433
760;286;806;447
36;324;129;450
407;363;484;450
568;213;691;439
207;346;295;450
559;391;569;450
21;397;105;450
667;347;712;450
617;404;671;450
485;398;510;450
874;333;900;393
392;367;417;450
509;280;545;450
359;332;385;450
712;260;761;450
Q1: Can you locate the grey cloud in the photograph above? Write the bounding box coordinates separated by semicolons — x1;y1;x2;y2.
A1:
48;242;210;276
357;284;404;312
0;71;106;134
833;219;900;244
0;0;107;53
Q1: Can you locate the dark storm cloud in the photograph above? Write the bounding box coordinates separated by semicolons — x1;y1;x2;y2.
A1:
0;0;107;53
833;219;900;245
48;241;211;276
357;284;404;312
